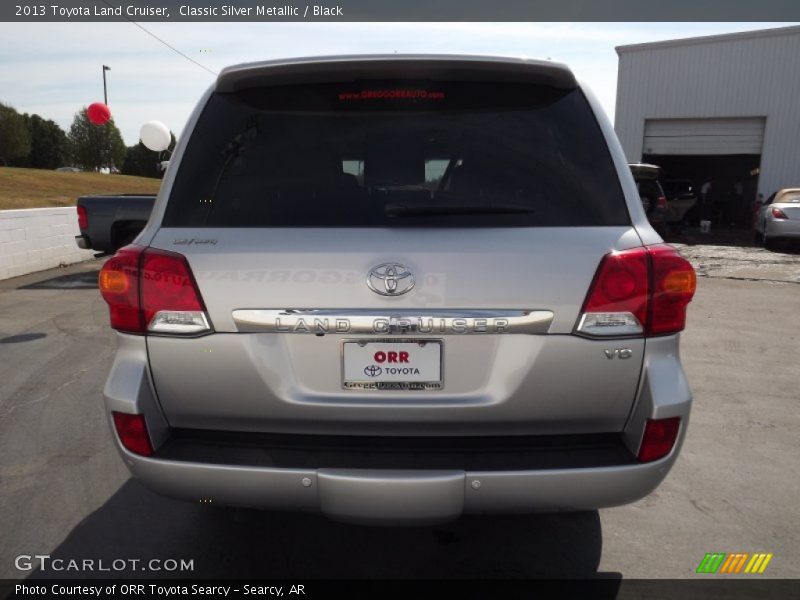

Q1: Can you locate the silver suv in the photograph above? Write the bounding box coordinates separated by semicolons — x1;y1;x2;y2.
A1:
99;55;697;525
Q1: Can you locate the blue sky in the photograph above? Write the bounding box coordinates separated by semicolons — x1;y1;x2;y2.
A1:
0;22;796;145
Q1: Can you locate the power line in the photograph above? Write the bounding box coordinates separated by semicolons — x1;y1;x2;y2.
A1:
126;20;218;75
101;0;218;76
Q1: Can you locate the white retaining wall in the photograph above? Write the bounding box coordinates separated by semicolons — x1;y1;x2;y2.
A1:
0;207;95;280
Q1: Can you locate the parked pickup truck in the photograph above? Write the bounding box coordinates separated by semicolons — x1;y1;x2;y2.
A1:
75;194;155;254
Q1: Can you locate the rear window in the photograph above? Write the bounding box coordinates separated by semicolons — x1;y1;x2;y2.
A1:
779;192;800;203
637;181;664;200
164;81;629;228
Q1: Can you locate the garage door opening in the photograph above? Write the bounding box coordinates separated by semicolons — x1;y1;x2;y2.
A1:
642;154;761;227
641;117;765;228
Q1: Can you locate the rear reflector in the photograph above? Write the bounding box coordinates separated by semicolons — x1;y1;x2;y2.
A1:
77;205;88;229
772;207;788;219
637;417;681;463
576;244;696;338
112;412;154;456
99;246;212;336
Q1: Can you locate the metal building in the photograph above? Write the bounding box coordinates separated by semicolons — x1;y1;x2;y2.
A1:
615;25;800;221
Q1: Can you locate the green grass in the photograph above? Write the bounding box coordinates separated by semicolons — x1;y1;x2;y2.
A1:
0;167;161;210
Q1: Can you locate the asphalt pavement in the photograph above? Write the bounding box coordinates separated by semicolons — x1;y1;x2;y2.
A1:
1;247;798;581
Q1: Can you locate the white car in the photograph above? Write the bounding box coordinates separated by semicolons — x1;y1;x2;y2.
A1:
755;188;800;249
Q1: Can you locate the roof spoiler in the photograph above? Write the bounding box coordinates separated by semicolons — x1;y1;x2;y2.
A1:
215;54;577;93
629;163;662;179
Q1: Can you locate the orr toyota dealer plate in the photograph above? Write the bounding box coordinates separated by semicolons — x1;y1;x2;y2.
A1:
342;340;443;390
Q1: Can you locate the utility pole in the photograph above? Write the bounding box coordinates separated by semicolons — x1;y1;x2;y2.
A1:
102;65;111;170
102;65;111;105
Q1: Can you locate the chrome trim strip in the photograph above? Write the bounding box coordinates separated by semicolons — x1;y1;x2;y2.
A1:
232;309;554;335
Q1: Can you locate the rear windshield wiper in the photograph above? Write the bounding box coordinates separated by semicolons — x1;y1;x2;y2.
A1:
385;201;535;217
201;124;258;225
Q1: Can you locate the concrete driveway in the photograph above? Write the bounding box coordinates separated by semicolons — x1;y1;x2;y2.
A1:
1;248;798;580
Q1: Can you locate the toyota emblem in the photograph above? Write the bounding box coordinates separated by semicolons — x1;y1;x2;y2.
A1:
366;263;415;296
364;365;382;377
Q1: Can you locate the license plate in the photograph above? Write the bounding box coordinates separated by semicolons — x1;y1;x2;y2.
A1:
342;340;443;390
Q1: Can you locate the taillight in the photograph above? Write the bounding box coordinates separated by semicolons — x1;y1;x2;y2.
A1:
576;244;696;338
637;417;681;463
99;246;211;335
656;196;668;210
577;247;649;337
140;249;210;334
648;245;697;335
772;207;788;219
112;412;154;456
77;205;88;229
99;246;144;333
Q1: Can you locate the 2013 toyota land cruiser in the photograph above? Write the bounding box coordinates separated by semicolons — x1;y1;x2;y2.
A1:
98;55;696;525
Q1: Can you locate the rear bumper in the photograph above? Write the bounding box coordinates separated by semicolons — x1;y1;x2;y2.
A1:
104;333;691;524
115;440;682;524
74;234;89;249
767;218;800;239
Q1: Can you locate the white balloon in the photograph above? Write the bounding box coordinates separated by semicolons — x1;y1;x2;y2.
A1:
139;120;171;152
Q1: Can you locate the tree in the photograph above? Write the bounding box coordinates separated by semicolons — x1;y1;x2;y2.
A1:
67;108;126;170
23;114;69;169
122;132;176;178
0;102;31;166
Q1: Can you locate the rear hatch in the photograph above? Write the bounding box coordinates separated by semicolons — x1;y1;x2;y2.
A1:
145;63;645;436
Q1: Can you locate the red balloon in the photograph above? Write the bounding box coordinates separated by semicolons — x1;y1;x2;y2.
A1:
87;102;111;125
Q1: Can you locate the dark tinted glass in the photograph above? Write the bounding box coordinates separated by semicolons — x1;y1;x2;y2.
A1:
164;81;629;227
661;180;694;198
637;181;664;200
